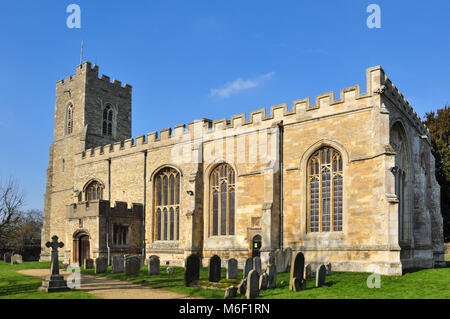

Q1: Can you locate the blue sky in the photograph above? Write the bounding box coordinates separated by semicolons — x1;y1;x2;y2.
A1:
0;0;449;211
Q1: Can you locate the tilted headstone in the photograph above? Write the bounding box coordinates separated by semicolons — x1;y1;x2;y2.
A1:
112;255;124;273
246;269;260;299
95;257;107;274
11;254;23;264
84;258;94;269
259;272;269;290
4;253;11;263
227;258;238;279
224;286;238;299
238;279;247;295
316;264;326;287
243;258;253;279
304;264;312;279
326;263;332;275
208;255;221;282
268;252;276;265
39;235;69;292
185;254;200;286
253;256;262;275
148;255;160;275
124;255;141;276
267;264;277;289
289;252;305;291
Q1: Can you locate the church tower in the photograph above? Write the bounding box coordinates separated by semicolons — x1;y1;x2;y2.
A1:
40;62;132;261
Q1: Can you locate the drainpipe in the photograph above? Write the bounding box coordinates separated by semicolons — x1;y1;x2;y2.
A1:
142;150;147;261
278;122;284;251
106;158;111;265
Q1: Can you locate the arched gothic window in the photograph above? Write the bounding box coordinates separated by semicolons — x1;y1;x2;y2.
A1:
85;180;103;201
210;163;235;236
67;105;74;135
307;147;343;232
154;167;180;241
102;105;113;136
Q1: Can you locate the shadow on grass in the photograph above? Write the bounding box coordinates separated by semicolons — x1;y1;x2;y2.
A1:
0;283;41;296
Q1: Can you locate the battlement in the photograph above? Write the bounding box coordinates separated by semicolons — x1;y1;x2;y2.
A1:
56;61;132;91
66;200;143;219
79;66;429;161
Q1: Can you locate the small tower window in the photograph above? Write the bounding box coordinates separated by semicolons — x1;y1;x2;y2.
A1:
67;105;73;135
102;105;114;136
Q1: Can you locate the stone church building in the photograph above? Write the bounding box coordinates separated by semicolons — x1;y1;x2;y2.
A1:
40;62;445;275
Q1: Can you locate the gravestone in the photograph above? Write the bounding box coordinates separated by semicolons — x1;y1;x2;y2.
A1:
4;253;11;263
84;258;94;269
326;263;332;275
11;254;23;264
274;249;283;273
167;267;174;274
246;269;259;299
316;264;326;287
259;272;269;290
267;264;277;289
185;254;200;286
95;257;107;274
304;264;312;279
243;258;253;279
289;252;305;291
283;247;292;272
208;255;221;282
112;255;124;273
238;279;247;295
124;255;141;276
268;252;276;265
148;255;160;275
227;258;238;279
253;256;262;275
39;235;69;292
224;286;237;299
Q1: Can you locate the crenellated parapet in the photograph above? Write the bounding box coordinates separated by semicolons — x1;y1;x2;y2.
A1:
78;65;429;161
66;200;143;219
56;61;132;92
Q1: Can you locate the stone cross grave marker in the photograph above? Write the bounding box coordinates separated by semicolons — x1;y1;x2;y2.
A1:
39;235;69;292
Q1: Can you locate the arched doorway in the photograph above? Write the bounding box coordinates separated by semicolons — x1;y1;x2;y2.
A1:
73;232;90;267
252;235;262;258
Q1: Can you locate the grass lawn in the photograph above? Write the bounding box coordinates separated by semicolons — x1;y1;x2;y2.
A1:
81;262;450;299
0;261;100;299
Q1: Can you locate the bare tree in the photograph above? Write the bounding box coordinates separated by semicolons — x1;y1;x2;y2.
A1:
0;178;25;245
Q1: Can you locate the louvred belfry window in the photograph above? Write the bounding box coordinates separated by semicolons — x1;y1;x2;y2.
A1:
102;105;114;136
210;163;235;236
307;147;343;232
154;168;180;241
67;105;73;135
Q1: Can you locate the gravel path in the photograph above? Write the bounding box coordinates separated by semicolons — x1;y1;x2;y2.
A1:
18;269;197;299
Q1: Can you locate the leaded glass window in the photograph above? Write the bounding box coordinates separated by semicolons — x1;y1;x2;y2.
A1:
307;147;343;232
210;163;236;236
85;180;103;201
154;167;181;241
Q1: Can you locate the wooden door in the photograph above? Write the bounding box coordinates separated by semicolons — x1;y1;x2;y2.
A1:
79;235;90;267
